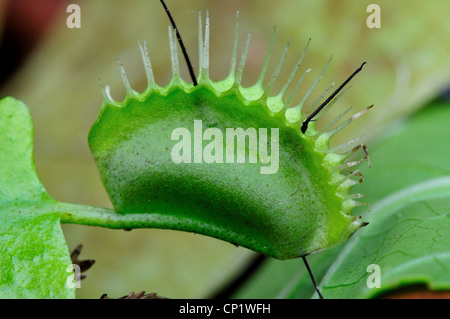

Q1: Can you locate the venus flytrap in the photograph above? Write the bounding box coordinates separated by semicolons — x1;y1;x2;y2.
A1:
0;3;372;298
87;10;371;260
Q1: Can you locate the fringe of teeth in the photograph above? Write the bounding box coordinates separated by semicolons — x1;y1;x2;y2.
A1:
98;11;372;209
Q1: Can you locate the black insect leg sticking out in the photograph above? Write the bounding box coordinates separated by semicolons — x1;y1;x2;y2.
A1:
301;62;366;134
160;0;198;86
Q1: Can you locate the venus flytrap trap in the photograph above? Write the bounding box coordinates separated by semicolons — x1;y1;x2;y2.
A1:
87;7;371;261
0;1;374;299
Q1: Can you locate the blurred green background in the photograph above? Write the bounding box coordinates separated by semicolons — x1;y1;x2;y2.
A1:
0;0;449;298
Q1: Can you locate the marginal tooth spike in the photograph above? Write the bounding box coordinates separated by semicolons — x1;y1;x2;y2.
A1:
105;85;114;102
227;11;240;79
302;62;366;134
99;79;120;106
286;68;311;107
325;105;373;138
298;55;333;109
341;199;367;214
116;59;135;96
160;0;197;86
138;41;155;88
354;171;365;184
198;11;203;81
168;26;180;81
322;106;353;132
340;159;365;170
99;79;111;102
309;85;351;122
279;38;311;102
337;144;371;170
285;55;332;124
265;37;291;96
200;10;210;81
347;193;366;199
327;135;363;153
235;24;252;85
336;169;362;186
351;200;369;208
305;82;335;115
255;26;276;89
99;78;107;100
351;144;371;168
343;143;369;162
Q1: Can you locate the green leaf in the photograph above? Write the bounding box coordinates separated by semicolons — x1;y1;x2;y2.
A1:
319;101;450;298
353;102;450;203
0;97;48;205
0;97;74;298
321;177;450;298
233;100;450;298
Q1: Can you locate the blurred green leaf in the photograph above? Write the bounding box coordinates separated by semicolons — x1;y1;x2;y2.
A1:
353;102;450;203
233;100;450;298
321;177;450;298
0;97;74;298
319;101;450;298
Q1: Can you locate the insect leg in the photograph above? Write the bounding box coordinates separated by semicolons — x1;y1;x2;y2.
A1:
160;0;198;86
302;256;324;299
